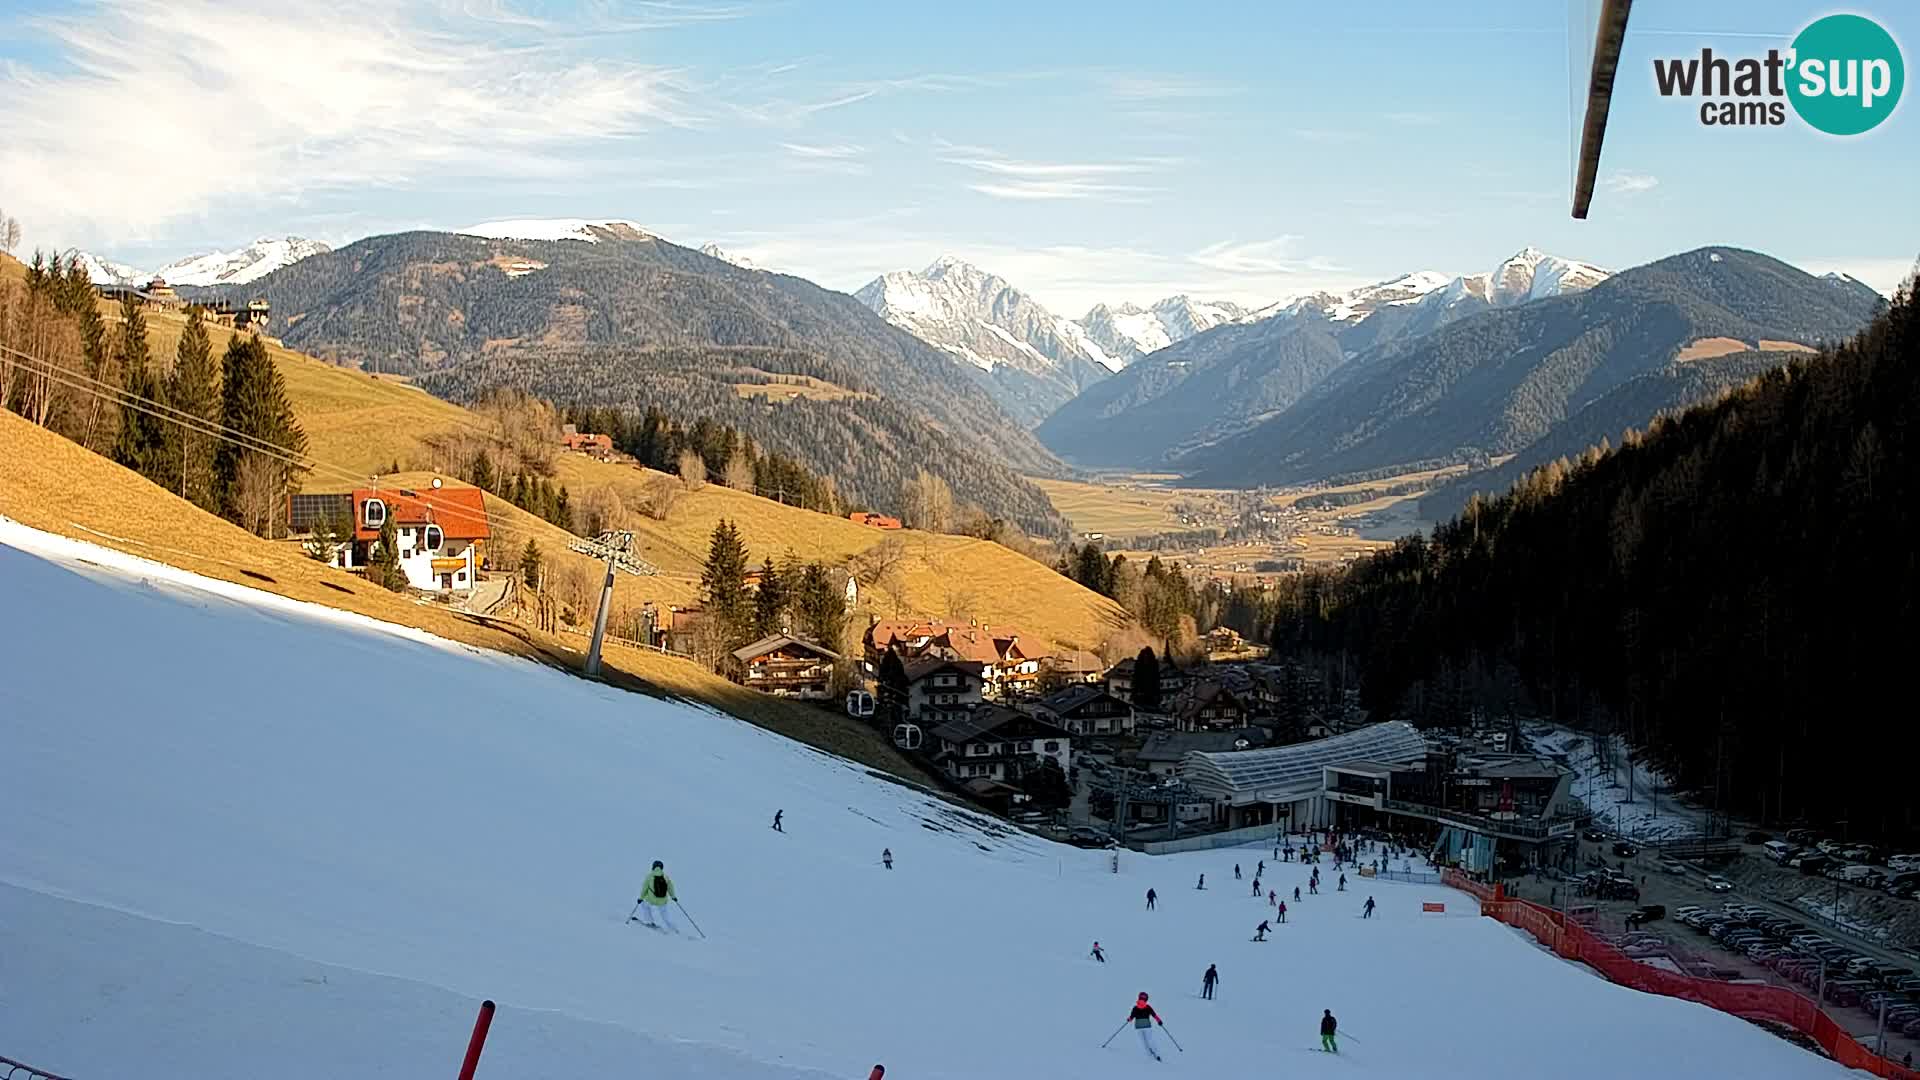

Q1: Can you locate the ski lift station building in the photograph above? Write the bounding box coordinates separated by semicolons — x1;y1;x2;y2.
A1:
1179;721;1430;830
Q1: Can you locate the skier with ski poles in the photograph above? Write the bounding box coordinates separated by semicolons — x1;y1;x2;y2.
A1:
1127;992;1167;1060
1320;1009;1339;1053
1234;863;1242;880
1146;887;1157;911
633;860;679;932
882;848;893;869
1253;920;1270;941
1257;859;1266;878
1269;888;1277;908
1196;873;1205;890
1363;896;1376;919
1090;941;1106;963
1201;964;1219;1000
1294;885;1301;902
1278;899;1287;923
1338;873;1347;892
772;809;783;832
1251;877;1261;897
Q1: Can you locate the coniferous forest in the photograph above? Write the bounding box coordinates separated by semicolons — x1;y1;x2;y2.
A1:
1269;278;1918;837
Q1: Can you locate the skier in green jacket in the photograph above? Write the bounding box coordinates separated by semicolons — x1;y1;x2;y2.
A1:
636;860;678;931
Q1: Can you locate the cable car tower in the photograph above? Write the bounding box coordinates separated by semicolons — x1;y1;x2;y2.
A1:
567;529;657;677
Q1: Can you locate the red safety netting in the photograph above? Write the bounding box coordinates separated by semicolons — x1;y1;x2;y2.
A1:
1438;868;1919;1079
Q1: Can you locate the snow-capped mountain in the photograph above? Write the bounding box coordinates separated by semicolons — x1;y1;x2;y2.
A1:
699;243;759;270
63;250;149;286
458;219;653;243
1077;296;1247;366
158;237;331;286
855;257;1115;427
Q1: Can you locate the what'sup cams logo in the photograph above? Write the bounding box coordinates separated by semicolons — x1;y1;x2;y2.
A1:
1653;12;1904;134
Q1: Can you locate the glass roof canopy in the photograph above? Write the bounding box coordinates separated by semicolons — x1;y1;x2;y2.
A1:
1181;721;1428;802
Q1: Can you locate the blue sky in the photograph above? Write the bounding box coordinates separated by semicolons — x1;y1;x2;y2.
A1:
1;0;1914;312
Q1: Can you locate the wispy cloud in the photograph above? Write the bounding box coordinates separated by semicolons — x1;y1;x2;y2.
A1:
1292;127;1365;143
1603;171;1661;194
1384;111;1444;126
940;147;1169;202
1190;237;1308;274
1103;74;1240;101
2;0;696;247
780;141;865;159
732;74;992;126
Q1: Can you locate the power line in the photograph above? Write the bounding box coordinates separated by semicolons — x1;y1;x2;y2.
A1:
0;342;504;538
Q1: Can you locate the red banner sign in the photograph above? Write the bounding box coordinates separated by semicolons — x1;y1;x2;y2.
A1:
1422;902;1446;913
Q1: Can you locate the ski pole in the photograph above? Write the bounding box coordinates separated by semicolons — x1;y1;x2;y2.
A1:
627;900;641;922
675;899;707;939
1100;1021;1129;1048
1159;1023;1184;1052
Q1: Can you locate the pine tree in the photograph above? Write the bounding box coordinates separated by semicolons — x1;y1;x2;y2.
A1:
164;309;220;510
110;292;168;481
555;485;572;532
470;449;496;493
752;555;787;638
213;335;307;534
794;561;846;649
700;518;751;646
877;648;910;728
1134;647;1163;711
369;513;407;591
521;539;543;587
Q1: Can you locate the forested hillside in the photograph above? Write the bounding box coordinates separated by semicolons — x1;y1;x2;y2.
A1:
203;230;1066;534
1180;249;1884;486
1418;349;1794;521
1268;278;1918;836
1035;316;1345;468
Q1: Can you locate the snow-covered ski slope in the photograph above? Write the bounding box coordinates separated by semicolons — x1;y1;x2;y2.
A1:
0;519;1846;1078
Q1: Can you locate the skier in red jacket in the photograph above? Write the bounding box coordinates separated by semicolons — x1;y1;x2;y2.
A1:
1128;992;1165;1060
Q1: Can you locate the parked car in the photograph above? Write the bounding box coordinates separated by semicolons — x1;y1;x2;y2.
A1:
1817;839;1847;856
1705;875;1733;892
1658;858;1687;874
1785;828;1818;846
1626;904;1666;926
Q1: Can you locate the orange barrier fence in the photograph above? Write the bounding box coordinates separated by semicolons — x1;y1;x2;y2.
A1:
1439;870;1919;1078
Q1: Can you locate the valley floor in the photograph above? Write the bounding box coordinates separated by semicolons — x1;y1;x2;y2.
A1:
0;518;1847;1079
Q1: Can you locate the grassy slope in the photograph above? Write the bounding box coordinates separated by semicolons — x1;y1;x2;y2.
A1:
55;276;1128;653
0;408;930;779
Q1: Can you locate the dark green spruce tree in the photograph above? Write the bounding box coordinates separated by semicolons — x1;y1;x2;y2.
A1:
164;309;221;511
752;555;787;638
701;518;751;646
111;293;168;483
1133;646;1162;711
213;335;307;533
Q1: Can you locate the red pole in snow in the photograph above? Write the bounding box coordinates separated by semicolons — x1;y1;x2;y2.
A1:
457;999;496;1080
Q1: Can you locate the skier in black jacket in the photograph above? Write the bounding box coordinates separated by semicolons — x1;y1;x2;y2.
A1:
1146;887;1157;910
1320;1009;1339;1053
1201;964;1219;1000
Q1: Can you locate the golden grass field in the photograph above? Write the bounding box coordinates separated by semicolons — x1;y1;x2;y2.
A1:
1030;476;1236;538
0;409;929;778
62;289;1130;654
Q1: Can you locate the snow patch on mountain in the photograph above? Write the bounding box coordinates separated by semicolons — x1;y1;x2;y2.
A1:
700;243;759;270
1076;295;1247;367
158;237;331;286
63;250;149;286
459;219;653;243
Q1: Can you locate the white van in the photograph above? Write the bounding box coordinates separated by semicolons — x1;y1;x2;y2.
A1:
1887;854;1920;872
1763;840;1795;864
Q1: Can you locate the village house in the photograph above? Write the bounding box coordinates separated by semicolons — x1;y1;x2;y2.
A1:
287;484;490;593
1103;655;1190;705
1030;684;1134;737
864;618;1046;700
731;634;840;700
903;658;985;721
926;704;1072;785
559;424;615;458
1176;681;1251;733
1043;649;1105;688
1205;626;1246;653
96;277;183;312
641;603;704;655
848;511;903;530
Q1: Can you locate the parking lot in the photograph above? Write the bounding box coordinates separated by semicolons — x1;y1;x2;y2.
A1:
1503;836;1920;1066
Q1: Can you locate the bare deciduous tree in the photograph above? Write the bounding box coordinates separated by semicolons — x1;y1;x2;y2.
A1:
0;211;20;254
642;474;681;520
901;469;953;533
232;452;287;537
677;449;707;491
577;485;625;535
723;452;755;492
